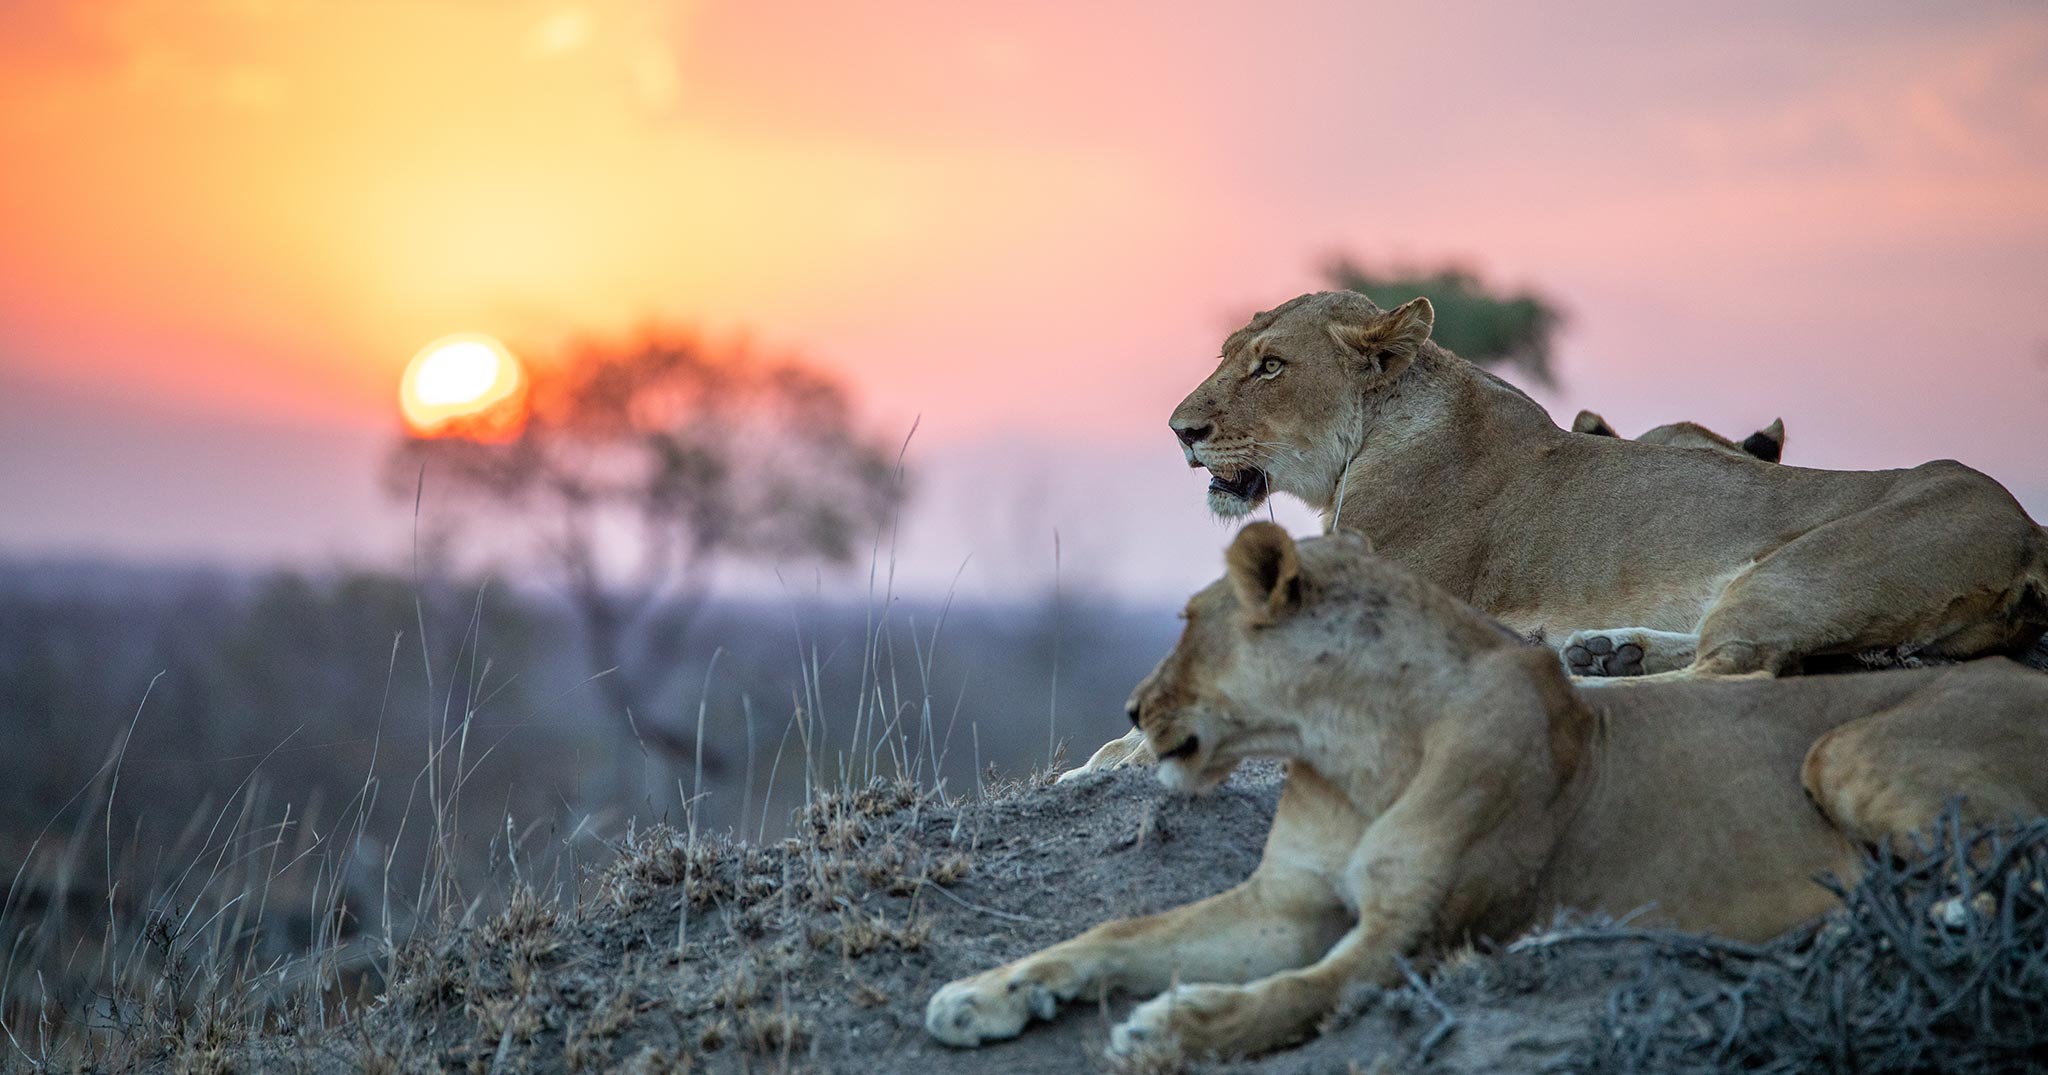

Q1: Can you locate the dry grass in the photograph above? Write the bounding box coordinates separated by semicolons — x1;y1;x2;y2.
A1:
0;449;1012;1073
1578;810;2048;1075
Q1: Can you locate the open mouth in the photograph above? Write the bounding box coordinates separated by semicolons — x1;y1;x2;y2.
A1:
1155;735;1233;794
1206;467;1269;503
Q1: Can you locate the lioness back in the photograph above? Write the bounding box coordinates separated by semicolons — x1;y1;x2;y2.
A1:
1541;668;1925;935
1457;438;1905;633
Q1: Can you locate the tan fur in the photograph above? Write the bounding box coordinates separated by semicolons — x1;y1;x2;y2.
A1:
1573;409;1786;462
1160;291;2048;681
935;527;2048;1060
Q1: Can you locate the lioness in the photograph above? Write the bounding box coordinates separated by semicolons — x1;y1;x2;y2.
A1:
1572;409;1785;462
1169;291;2047;680
936;524;2048;1060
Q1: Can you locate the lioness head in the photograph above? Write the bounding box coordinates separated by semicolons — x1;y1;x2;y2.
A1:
1124;521;1512;792
1170;292;1436;516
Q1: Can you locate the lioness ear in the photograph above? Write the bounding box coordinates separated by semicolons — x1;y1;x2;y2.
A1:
1227;522;1303;626
1741;418;1785;463
1330;297;1433;380
1572;410;1618;438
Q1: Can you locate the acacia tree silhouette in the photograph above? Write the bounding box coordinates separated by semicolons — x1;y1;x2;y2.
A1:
387;332;905;774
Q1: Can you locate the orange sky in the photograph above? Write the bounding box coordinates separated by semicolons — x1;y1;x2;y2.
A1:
2;0;2046;596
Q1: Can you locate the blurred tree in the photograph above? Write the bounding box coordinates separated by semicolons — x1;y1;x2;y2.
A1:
1326;260;1564;384
385;334;906;771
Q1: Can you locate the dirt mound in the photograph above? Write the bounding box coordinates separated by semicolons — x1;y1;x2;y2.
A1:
205;767;2048;1075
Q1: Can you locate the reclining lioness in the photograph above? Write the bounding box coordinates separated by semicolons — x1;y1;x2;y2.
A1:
1168;291;2047;679
1572;409;1785;462
935;524;2048;1061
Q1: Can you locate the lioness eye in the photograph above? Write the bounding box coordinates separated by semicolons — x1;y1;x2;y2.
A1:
1261;357;1284;377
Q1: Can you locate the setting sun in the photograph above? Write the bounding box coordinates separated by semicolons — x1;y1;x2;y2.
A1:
399;333;528;439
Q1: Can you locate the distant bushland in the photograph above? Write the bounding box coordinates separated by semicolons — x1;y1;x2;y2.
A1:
0;555;1172;1063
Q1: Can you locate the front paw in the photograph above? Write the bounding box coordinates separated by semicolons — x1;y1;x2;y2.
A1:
1108;983;1247;1060
1057;729;1155;784
925;964;1071;1047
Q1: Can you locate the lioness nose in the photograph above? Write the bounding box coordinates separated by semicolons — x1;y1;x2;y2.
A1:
1125;698;1142;727
1172;421;1211;447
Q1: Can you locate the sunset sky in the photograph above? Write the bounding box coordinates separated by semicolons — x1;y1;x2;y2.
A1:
2;0;2045;599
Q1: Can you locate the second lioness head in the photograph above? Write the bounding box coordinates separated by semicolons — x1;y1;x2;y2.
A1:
1123;522;1515;793
1169;291;1435;517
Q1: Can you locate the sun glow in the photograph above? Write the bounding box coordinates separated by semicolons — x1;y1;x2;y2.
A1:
400;333;528;439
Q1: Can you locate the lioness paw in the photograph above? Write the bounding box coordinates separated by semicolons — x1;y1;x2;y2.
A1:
1107;983;1248;1061
1563;628;1697;677
1563;631;1645;677
1056;728;1155;784
925;966;1069;1047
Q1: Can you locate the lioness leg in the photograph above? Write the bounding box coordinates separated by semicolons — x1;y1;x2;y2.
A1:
1110;753;1511;1059
925;866;1348;1046
1692;470;2046;675
1107;894;1433;1059
927;775;1357;1047
1057;728;1155;783
1801;666;2048;848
